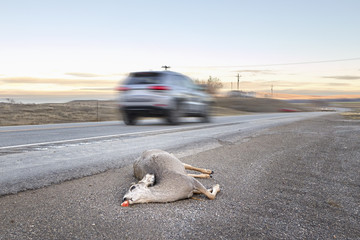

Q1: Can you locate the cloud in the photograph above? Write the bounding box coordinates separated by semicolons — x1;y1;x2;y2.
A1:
1;77;47;84
65;72;128;78
0;89;116;103
79;87;115;91
241;80;317;88
0;77;118;87
322;75;360;80
66;72;104;78
270;88;360;96
327;82;350;86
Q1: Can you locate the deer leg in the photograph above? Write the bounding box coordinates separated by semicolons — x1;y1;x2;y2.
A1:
199;184;220;200
183;163;213;175
193;187;214;194
187;173;211;179
193;179;220;200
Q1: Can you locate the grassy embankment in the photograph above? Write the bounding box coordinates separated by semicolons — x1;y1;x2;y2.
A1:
2;97;357;126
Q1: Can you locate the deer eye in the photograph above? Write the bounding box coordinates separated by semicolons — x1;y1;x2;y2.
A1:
130;185;136;191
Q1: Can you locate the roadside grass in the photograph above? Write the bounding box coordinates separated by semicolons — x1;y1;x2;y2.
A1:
341;112;360;120
0;101;120;126
334;102;360;120
214;97;308;112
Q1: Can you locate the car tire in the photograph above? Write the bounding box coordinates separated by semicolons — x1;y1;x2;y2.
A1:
166;101;183;125
122;111;137;125
200;104;211;123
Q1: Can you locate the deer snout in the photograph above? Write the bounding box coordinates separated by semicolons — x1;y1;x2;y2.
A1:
123;196;132;202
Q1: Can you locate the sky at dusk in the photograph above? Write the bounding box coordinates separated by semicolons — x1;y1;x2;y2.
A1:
1;0;360;103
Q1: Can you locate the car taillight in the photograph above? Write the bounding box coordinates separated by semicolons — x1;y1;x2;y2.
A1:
116;86;130;91
148;85;171;91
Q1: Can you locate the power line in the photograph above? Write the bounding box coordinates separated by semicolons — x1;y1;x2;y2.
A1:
234;57;360;68
186;57;360;68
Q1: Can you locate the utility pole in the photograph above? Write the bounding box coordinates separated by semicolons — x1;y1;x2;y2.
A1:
237;73;241;91
271;84;273;97
161;65;171;71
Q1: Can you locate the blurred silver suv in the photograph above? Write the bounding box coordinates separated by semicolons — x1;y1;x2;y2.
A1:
117;71;213;125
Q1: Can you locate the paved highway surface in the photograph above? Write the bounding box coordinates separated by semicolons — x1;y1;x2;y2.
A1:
0;113;359;239
1;112;332;195
0;113;334;149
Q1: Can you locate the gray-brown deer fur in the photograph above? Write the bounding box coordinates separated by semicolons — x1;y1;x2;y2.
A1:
122;149;220;205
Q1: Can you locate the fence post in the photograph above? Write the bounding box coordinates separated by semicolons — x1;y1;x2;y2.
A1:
96;100;99;122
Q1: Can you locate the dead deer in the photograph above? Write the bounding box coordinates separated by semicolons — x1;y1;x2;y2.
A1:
121;149;220;206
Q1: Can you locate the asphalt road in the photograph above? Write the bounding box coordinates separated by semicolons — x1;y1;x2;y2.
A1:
0;112;331;195
0;113;359;239
0;113;328;149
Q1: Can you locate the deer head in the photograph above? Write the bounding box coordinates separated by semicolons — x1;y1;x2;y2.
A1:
122;174;155;205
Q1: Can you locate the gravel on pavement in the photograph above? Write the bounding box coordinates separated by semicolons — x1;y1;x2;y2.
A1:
0;114;359;239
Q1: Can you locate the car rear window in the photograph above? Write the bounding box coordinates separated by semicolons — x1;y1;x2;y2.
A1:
126;72;163;85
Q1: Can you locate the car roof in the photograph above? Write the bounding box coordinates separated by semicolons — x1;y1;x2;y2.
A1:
129;71;182;76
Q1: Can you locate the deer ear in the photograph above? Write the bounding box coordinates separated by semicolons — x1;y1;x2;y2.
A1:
141;174;155;187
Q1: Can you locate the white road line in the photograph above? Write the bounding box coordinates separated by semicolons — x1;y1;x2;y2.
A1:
1;113;329;150
0;122;120;133
0;128;176;150
0;122;233;150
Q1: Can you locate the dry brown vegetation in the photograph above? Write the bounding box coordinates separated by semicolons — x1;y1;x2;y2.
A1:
0;100;120;126
214;97;307;112
335;102;360;120
0;97;315;126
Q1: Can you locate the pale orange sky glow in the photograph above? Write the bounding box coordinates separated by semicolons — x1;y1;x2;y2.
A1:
2;59;360;103
1;1;360;103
